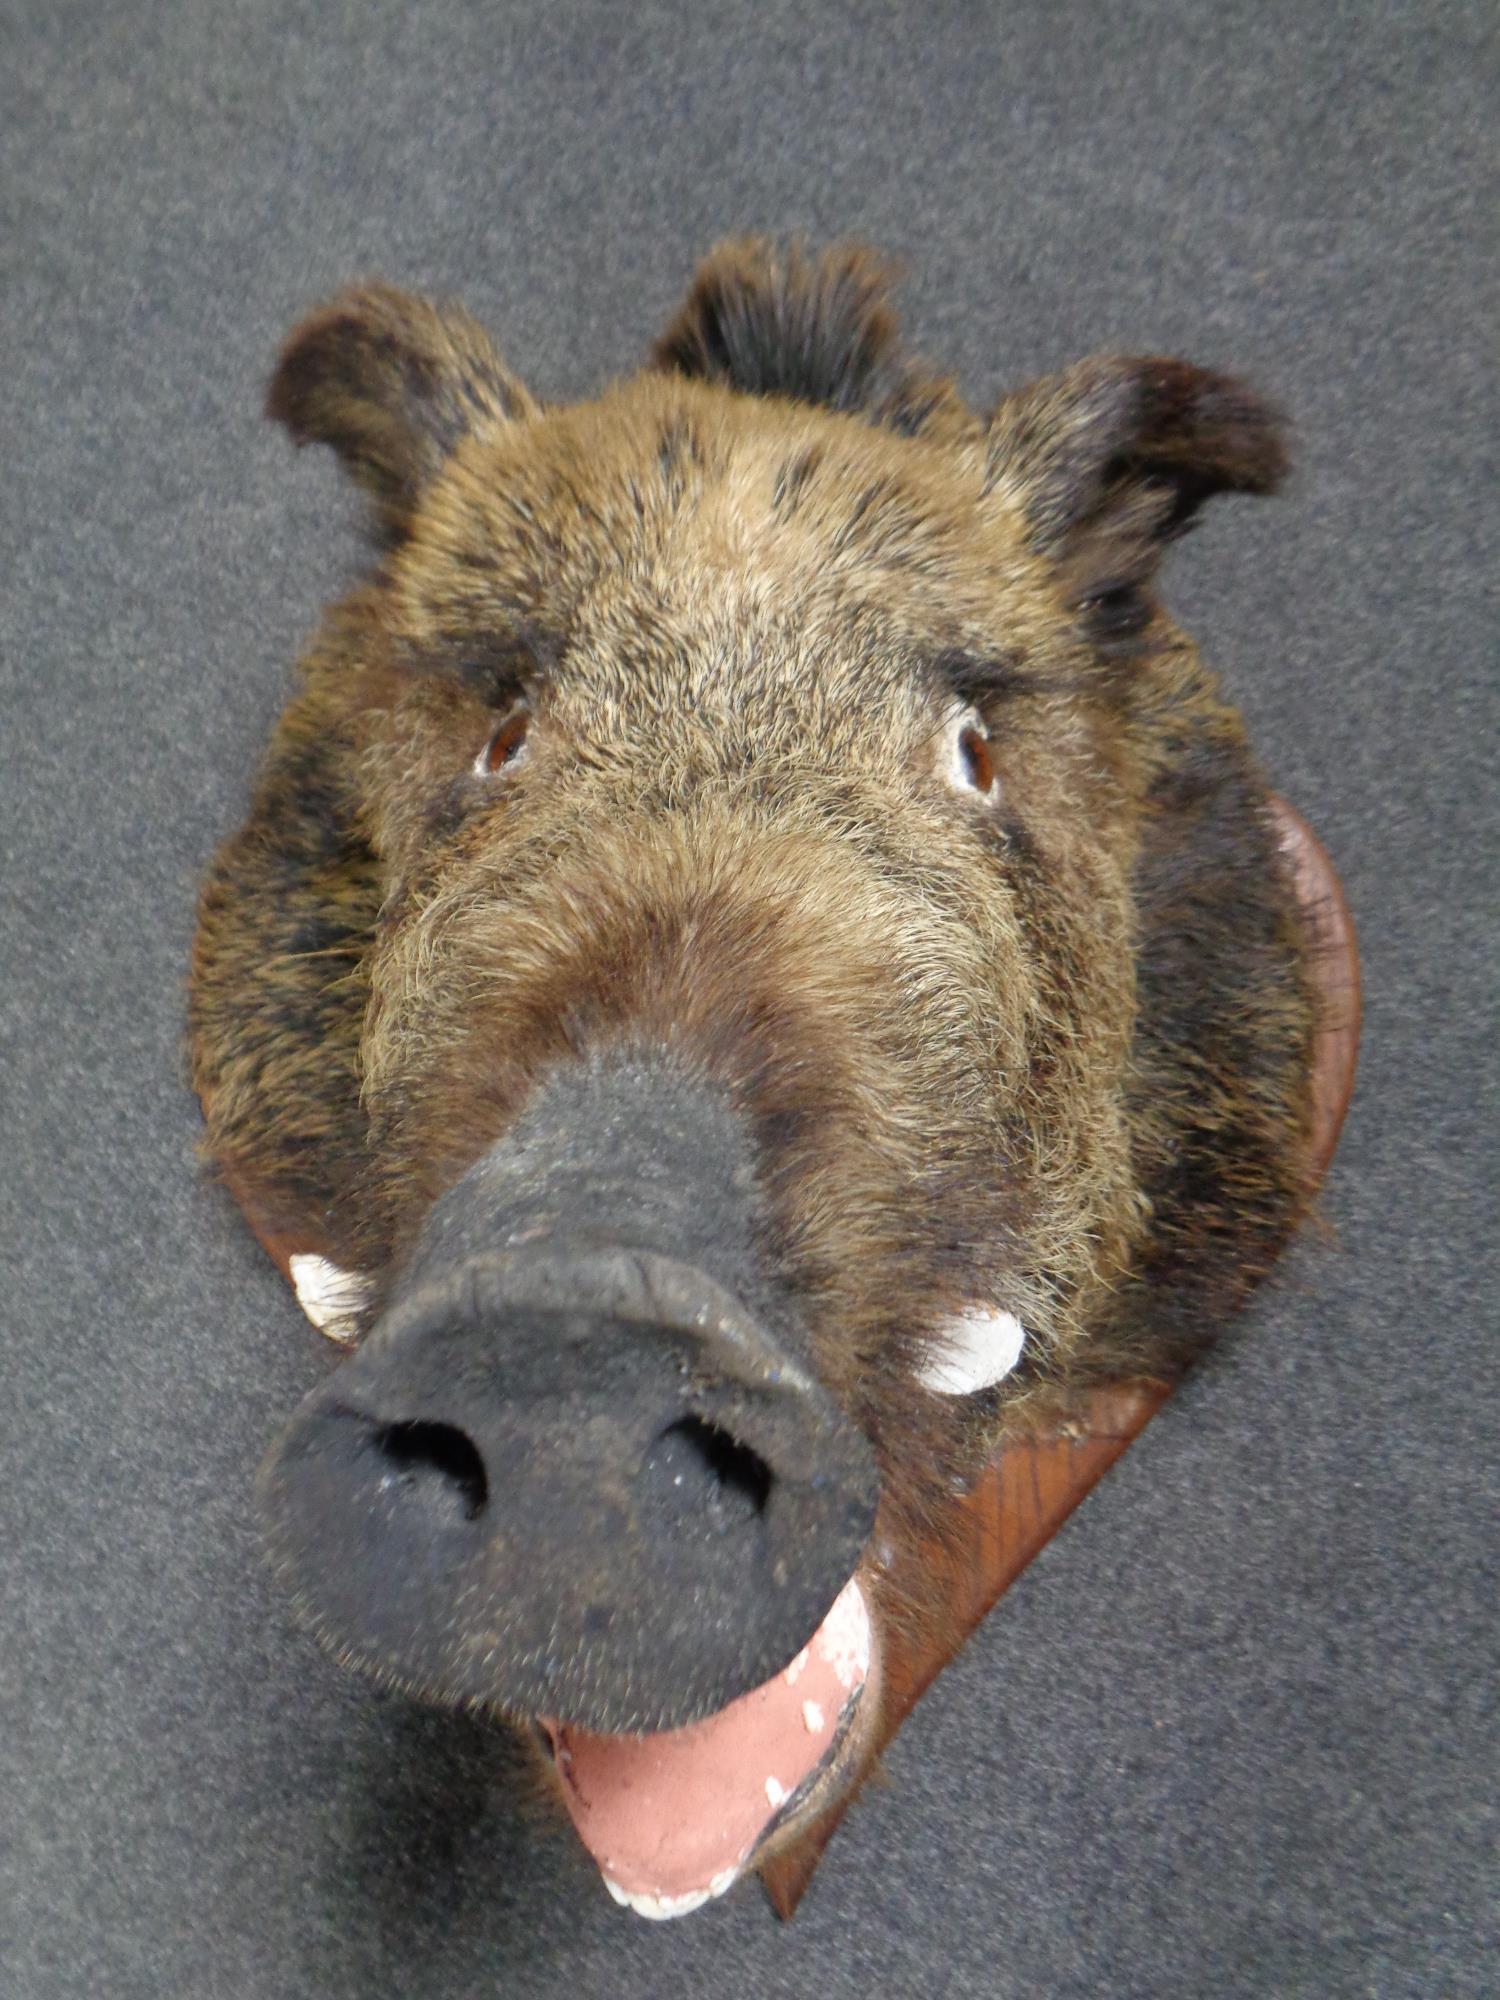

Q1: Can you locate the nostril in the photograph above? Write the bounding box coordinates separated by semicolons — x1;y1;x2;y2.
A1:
639;1416;773;1543
370;1420;489;1521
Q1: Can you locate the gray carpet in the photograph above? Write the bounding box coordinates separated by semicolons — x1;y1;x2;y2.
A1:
3;3;1495;1995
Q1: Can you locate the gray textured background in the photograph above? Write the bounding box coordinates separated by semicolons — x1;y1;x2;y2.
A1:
3;3;1496;1996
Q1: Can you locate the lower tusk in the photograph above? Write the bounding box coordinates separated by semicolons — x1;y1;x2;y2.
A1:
918;1308;1027;1395
288;1254;372;1346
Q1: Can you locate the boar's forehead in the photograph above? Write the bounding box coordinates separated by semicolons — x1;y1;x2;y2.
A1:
390;375;1059;716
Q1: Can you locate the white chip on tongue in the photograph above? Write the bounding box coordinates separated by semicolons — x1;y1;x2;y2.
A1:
543;1576;871;1919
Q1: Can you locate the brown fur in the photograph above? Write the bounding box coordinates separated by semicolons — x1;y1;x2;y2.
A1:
191;239;1315;1661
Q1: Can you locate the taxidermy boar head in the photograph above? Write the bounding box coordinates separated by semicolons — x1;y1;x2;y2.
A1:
190;239;1318;1918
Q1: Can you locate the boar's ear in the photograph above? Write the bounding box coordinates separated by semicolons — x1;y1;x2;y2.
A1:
985;356;1287;647
652;237;971;441
267;284;538;539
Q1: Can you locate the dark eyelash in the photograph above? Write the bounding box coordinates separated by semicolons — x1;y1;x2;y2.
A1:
455;660;532;705
929;647;1036;706
399;623;563;705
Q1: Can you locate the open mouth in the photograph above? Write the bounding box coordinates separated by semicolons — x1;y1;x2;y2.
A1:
538;1574;876;1919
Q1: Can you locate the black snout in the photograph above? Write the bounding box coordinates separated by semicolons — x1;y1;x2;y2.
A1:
260;1245;875;1730
257;1058;879;1733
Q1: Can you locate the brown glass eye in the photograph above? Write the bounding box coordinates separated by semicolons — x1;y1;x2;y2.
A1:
480;708;530;774
958;724;995;794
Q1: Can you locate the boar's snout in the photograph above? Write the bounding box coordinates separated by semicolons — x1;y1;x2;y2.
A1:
256;1059;881;1733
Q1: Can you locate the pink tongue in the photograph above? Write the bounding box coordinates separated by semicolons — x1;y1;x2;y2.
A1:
543;1576;871;1917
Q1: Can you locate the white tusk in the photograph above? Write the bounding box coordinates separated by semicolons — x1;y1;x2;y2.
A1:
287;1254;372;1347
918;1309;1027;1395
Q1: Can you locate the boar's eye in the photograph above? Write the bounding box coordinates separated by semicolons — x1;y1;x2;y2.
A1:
959;726;996;794
940;708;998;799
474;705;531;777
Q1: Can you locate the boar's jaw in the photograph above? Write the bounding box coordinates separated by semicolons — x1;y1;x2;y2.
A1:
540;1571;879;1918
257;1054;880;1735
